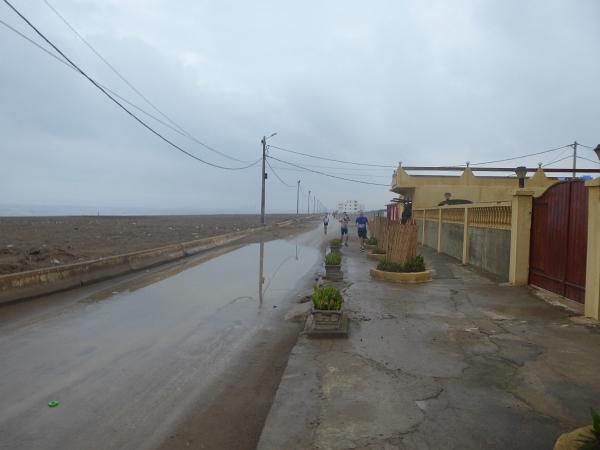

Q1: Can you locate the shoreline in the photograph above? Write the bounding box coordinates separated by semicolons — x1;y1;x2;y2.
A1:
0;214;313;275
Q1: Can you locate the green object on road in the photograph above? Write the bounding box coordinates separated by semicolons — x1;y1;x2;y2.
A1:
48;401;59;407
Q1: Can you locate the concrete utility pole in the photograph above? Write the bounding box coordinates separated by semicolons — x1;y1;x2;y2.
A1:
572;141;578;179
260;133;276;225
308;191;311;214
314;197;316;214
296;180;300;215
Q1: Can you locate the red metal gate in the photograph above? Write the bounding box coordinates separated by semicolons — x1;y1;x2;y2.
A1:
529;180;588;304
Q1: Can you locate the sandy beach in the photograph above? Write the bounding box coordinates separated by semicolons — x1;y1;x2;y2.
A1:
0;214;310;275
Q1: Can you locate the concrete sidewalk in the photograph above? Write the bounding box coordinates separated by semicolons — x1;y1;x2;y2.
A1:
258;245;600;450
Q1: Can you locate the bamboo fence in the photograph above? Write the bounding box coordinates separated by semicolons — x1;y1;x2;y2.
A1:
386;221;418;265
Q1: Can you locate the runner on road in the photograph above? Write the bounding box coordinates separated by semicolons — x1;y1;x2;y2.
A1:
356;210;370;252
323;213;329;234
339;212;350;247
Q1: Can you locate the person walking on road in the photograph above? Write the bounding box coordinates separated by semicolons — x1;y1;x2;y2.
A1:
356;210;370;251
339;212;350;247
323;213;329;234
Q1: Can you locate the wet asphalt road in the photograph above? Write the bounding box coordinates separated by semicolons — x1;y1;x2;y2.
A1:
0;225;325;449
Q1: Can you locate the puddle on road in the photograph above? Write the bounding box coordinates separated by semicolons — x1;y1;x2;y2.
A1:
81;240;320;318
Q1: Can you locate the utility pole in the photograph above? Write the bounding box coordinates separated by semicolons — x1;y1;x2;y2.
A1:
308;191;311;214
260;133;276;224
314;197;316;214
572;141;578;179
296;180;300;215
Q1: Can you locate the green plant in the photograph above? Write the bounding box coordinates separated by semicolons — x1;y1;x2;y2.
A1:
366;236;378;245
376;258;403;272
312;285;344;310
376;254;427;273
372;246;386;254
329;238;341;246
579;408;600;450
324;252;342;265
403;254;426;273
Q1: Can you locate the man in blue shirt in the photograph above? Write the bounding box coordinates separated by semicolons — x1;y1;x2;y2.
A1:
355;210;370;252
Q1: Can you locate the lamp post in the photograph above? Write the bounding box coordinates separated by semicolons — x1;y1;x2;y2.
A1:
515;166;527;188
296;180;300;215
260;133;277;225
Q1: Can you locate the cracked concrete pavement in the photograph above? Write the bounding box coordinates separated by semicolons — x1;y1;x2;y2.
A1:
257;245;600;449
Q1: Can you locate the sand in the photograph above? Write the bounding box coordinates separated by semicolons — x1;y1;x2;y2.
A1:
0;214;309;275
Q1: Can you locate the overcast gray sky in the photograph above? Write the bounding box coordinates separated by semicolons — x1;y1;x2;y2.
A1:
1;0;599;214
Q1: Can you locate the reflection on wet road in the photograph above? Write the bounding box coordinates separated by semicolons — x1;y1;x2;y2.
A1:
0;240;320;450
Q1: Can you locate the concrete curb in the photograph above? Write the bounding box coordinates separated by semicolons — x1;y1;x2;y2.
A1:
0;216;314;305
369;268;432;283
366;253;386;261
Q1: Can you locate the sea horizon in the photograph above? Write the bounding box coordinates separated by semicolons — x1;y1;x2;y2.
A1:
0;204;300;217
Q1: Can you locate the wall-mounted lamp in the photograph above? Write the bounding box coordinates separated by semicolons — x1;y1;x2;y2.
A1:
466;161;470;167
515;166;527;188
444;192;451;203
538;162;543;168
594;144;600;160
398;161;402;167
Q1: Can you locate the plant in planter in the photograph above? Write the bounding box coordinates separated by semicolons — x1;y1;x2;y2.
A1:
580;408;600;449
372;246;386;254
377;254;426;273
324;252;342;278
311;285;344;330
324;252;341;265
329;238;342;254
365;236;378;246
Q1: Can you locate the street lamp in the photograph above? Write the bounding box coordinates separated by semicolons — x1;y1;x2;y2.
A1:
594;144;600;160
260;133;277;225
515;166;527;188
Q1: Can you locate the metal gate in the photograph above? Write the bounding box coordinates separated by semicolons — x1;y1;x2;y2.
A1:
529;180;588;304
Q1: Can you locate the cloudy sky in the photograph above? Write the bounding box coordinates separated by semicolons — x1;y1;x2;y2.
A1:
1;0;599;215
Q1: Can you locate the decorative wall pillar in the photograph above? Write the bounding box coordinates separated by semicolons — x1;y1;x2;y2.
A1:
509;189;534;286
437;209;443;253
462;207;470;265
584;179;600;320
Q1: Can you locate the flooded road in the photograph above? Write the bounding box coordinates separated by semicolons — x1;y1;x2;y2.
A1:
0;234;323;449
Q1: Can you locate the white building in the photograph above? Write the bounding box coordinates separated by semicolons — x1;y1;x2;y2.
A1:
337;200;364;213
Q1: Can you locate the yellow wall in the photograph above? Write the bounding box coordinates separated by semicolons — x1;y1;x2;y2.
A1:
391;167;557;208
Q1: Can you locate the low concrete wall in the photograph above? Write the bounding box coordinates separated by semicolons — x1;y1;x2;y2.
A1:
441;223;464;262
0;216;314;305
468;227;511;280
424;221;439;250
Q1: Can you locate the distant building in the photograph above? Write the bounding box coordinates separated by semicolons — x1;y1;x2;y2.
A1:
337;200;364;213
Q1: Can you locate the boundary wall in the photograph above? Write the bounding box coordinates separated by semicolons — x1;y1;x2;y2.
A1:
413;202;512;280
0;217;312;305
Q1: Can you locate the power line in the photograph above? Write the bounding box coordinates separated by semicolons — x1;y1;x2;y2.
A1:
269;145;396;168
577;144;595;150
41;0;251;165
265;158;296;187
0;18;254;163
576;155;600;165
470;145;571;166
268;166;391;178
267;155;389;186
543;154;574;167
3;0;257;171
299;184;308;197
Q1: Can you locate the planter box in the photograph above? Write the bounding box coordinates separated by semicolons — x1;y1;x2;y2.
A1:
329;245;341;254
363;244;376;250
370;268;431;283
312;306;344;330
367;253;386;261
324;264;343;280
